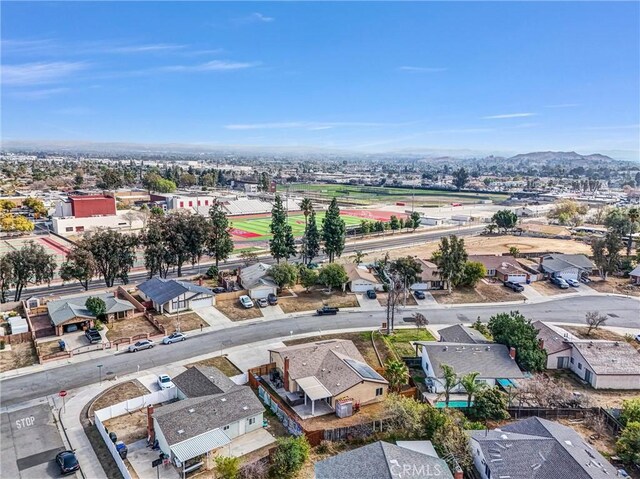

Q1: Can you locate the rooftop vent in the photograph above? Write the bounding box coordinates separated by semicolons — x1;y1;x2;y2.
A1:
188;408;195;413
242;406;248;410
564;440;573;447
177;429;184;434
221;398;227;402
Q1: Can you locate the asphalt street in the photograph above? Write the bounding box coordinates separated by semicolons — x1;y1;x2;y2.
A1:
1;294;637;407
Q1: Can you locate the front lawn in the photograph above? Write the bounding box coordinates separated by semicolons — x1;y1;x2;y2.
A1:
105;316;161;341
215;299;263;321
384;328;435;357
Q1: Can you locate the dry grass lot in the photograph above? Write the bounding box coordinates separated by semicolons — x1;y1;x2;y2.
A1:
377;292;418;307
476;281;525;302
36;338;63;357
279;287;359;314
215;299;264;321
102;408;150;444
530;280;578;296
384;328;436;357
187;355;242;376
550;370;640;409
154;312;204;334
0;341;37;373
557;418;616;457
89;380;149;416
563;326;640;352
105;316;160;341
587;277;640;296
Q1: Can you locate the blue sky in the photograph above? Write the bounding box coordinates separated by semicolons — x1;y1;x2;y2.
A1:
2;2;639;159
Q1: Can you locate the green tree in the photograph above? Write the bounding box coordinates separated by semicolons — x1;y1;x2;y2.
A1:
461;261;486;287
591;232;623;280
299;267;318;292
413;312;428;331
384;359;409;392
78;230;138;287
0;199;16;211
548;199;587;226
269;263;298;290
488;311;546;372
140;216;173;278
625;207;639;256
431;235;468;293
208;201;234;267
389;215;400;232
269;436;310;479
85;296;107;318
269;194;296;263
452;167;469;190
360;220;372;235
352;250;366;265
321;198;346;262
460;371;482;408
300;211;320;265
162;212;210;276
410;211;421;231
509;246;520;258
492;210;518;233
239;250;259;267
259;172;270;192
97;169;123;190
60;247;96;290
621;398;640;426
22;197;47;217
318;263;348;293
214;456;240;479
389;256;423;291
142;172;176;193
74;173;84;188
616;421;640;465
472;387;510;421
0;255;15;303
4;241;57;301
441;364;459;407
299;198;313;228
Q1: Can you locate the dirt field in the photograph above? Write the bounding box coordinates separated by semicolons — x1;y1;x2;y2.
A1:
278;287;359;314
557;417;617;456
563;326;640;352
105;316;161;341
530;280;578;296
356;235;591;263
0;341;37;373
187;355;243;376
377;291;418;307
154;312;204;334
431;283;524;304
215;299;264;321
90;380;149;416
476;281;526;302
36;338;62;357
285;331;385;368
587;277;640;296
102;407;151;444
550;370;640;409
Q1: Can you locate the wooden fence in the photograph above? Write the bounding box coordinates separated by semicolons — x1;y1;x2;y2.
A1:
215;290;249;301
143;312;167;336
507;406;624;436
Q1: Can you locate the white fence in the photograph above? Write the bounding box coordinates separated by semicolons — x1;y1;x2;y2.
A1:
94;414;132;479
94;387;177;422
230;373;248;385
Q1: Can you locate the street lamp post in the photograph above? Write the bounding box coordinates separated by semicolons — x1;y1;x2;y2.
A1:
97;364;103;385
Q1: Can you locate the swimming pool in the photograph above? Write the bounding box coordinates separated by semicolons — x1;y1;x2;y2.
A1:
434;401;473;408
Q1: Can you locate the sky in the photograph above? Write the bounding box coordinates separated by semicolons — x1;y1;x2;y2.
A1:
2;2;639;159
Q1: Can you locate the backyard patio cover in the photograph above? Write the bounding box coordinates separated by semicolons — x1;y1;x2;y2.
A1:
296;376;332;401
171;428;231;463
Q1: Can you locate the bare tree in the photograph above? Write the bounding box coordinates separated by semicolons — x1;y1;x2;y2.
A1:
585;311;607;336
413;312;428;331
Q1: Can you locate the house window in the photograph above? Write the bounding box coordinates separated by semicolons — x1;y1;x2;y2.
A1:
179;201;184;208
578;363;582;370
66;227;73;232
197;200;201;206
375;387;384;397
205;200;209;206
223;425;229;431
248;418;255;425
570;357;574;364
75;226;85;232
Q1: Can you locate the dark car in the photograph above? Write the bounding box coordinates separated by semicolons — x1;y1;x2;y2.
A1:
503;281;524;292
316;306;339;316
414;290;426;300
213;287;226;294
56;450;80;475
267;293;278;305
85;328;102;344
366;289;377;299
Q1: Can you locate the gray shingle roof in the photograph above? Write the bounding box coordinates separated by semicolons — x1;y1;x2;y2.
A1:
470;417;617;478
418;342;523;380
315;441;454;479
172;365;236;398
153;386;263;446
47;293;134;326
570;340;640;375
239;262;277;290
533;321;572;355
138;277;213;305
438;325;492;344
541;254;595;274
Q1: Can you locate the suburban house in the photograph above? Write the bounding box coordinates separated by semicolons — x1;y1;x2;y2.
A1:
539;253;595;281
344;263;383;292
629;264;640;285
238;263;278;299
152;366;269;473
470;417;618;479
468;255;530;283
138;277;215;313
411;259;447;290
315;440;458;479
438;324;491;344
417;342;523;394
514;204;554;217
47;292;135;335
268;339;389;417
565;340;640;390
533;321;575;369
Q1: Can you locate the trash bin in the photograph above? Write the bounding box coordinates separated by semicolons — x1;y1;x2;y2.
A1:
58;340;65;351
116;441;128;459
109;432;117;444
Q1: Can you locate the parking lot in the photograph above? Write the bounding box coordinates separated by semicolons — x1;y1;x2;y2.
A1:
0;403;77;478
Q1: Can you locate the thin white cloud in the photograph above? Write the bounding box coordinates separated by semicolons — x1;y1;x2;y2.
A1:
482;112;536;120
7;87;70;99
1;39;54;54
160;60;260;72
224;121;389;130
399;66;447;73
544;103;580;108
251;12;274;22
106;43;186;53
2;62;88;85
233;12;275;25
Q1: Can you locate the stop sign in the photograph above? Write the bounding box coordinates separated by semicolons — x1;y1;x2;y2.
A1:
59;390;67;398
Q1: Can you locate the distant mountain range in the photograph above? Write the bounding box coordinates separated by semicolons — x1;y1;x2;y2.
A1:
508;151;614;163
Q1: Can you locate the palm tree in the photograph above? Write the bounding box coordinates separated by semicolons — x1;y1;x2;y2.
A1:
384;359;409;392
460;371;482;408
352;250;366;265
300;198;313;229
626;207;639;257
441;364;459;407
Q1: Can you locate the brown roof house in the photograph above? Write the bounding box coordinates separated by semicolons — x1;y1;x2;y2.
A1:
533;321;576;369
344;264;383;292
411;259;447;291
268;339;388;418
469;255;530;284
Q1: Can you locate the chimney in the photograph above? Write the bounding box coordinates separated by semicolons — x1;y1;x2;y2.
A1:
509;347;516;360
538;338;544;350
283;357;290;392
199;278;203;286
147;405;155;443
454;468;463;479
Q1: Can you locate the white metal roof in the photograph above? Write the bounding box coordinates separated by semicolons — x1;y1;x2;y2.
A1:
296;376;332;401
170;428;231;462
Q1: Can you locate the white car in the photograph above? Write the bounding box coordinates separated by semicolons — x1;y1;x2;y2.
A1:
157;374;174;390
635;334;640;343
162;332;186;344
239;295;254;308
127;339;154;352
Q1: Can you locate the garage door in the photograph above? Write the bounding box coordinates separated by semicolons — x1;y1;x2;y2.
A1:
190;296;212;309
250;288;272;299
507;274;527;284
350;281;375;293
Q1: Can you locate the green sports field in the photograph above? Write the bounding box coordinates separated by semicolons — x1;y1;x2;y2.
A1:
230;212;363;240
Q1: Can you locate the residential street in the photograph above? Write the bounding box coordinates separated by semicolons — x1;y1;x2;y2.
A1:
2;294;638;407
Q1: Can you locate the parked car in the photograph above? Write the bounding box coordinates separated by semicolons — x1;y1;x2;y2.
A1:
257;298;268;308
307;262;319;269
267;293;278;305
316;306;339;316
550;277;569;289
213;287;226;294
157;374;174;390
366;289;377;299
239;295;254;308
414;290;426;300
565;278;580;287
634;334;640;343
580;276;591;284
55;450;80;475
503;281;524;292
162;332;186;344
127;339;155;352
85;328;102;344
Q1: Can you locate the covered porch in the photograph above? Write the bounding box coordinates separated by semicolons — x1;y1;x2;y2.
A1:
293;376;334;419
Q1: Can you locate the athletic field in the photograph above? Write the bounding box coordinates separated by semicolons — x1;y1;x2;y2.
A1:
229;210;404;240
